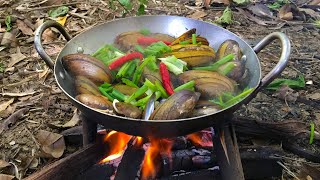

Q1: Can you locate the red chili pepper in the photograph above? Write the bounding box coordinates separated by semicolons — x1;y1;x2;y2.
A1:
159;62;174;95
137;36;171;46
108;52;143;70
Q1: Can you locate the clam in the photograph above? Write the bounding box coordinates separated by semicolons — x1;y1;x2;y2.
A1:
76;94;113;110
115;31;175;51
164;44;215;67
216;40;242;60
216;40;246;82
62;53;113;85
142;66;162;84
113;84;138;96
179;70;236;98
170;28;209;46
114;102;142;119
74;76;101;96
115;31;144;51
150;90;200;120
190;100;221;117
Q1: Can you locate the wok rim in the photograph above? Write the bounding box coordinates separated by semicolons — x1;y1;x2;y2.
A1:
54;15;262;123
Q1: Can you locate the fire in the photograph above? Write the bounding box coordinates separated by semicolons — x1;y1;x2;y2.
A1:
99;130;132;163
141;139;173;180
187;131;213;147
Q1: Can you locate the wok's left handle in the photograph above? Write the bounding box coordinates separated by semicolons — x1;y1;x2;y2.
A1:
34;21;72;69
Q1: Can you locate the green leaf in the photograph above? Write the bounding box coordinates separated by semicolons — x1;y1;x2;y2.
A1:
214;7;233;25
5;16;12;32
118;0;132;10
266;75;305;90
48;6;69;18
138;0;148;4
232;0;250;5
267;0;288;10
0;62;4;73
137;4;145;15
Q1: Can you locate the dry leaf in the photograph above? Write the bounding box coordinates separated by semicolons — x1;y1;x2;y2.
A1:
279;4;293;20
0;98;14;113
0;174;15;180
1;91;37;97
247;3;274;19
307;92;320;100
187;11;208;19
309;0;320;5
49;109;80;128
42;29;57;43
36;130;65;158
300;163;320;179
8;48;27;67
0;108;29;134
16;19;33;36
38;66;49;79
275;85;299;102
0;31;18;47
56;16;67;26
0;160;11;169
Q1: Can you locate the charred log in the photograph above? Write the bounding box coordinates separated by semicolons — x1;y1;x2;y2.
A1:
159;168;221;180
114;137;145;180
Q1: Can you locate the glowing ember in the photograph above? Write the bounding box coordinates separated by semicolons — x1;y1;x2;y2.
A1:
141;139;173;180
187;131;213;147
99;131;131;163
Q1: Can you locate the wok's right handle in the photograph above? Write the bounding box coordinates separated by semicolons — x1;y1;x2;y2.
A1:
244;32;291;103
34;21;72;69
254;32;291;90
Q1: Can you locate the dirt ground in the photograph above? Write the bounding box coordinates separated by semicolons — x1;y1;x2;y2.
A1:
0;0;319;179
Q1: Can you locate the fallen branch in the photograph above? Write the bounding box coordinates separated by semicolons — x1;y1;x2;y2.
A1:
0;108;29;134
233;116;320;142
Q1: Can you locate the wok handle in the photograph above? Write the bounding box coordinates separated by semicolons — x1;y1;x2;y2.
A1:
243;32;291;104
34;21;72;69
253;32;291;89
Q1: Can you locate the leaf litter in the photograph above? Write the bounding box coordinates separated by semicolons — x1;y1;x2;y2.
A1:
0;0;319;179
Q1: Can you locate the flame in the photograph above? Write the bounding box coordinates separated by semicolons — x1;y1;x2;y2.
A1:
99;131;131;163
136;136;143;146
141;139;173;180
187;131;213;147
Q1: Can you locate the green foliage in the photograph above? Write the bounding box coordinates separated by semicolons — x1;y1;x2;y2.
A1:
267;0;288;10
48;6;69;18
5;16;12;32
266;75;305;90
110;0;148;16
214;7;233;25
118;0;132;10
313;20;320;28
232;0;250;5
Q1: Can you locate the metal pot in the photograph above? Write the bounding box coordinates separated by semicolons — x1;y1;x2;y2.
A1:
34;15;291;138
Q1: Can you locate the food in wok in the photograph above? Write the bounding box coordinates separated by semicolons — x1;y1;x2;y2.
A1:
61;28;253;120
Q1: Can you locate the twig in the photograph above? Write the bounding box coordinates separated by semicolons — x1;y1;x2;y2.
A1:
26;2;83;11
277;161;300;180
68;12;93;20
24;126;40;149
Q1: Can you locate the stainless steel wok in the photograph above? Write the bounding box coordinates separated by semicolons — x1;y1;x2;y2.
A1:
34;15;291;138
